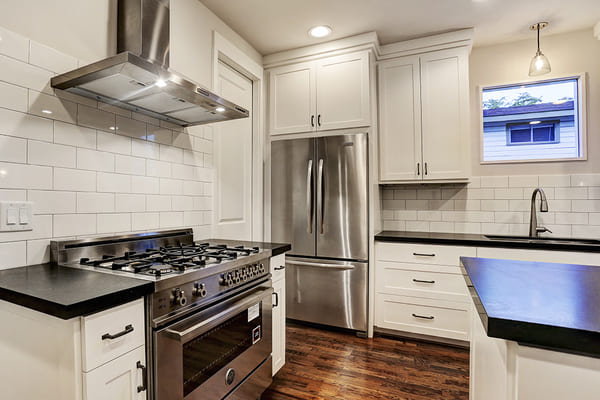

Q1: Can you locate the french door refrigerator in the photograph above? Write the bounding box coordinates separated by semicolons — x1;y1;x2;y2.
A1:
271;133;368;333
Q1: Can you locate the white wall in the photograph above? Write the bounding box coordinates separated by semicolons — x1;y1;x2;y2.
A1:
469;28;600;175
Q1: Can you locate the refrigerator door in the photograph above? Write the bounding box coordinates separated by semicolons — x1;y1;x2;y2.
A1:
316;133;368;261
285;256;367;332
271;138;316;257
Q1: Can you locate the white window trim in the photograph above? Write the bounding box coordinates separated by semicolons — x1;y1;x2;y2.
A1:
478;73;587;164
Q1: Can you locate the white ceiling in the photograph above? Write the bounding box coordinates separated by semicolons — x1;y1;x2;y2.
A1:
198;0;600;55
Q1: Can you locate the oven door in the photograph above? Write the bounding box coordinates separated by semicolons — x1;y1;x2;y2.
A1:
155;284;273;400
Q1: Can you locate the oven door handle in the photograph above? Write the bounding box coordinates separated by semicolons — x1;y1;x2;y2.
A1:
163;287;273;343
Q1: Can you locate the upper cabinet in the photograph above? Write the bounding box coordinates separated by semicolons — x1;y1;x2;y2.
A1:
378;46;470;183
268;51;371;135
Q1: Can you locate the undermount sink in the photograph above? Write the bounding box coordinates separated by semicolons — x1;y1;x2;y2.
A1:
484;235;600;246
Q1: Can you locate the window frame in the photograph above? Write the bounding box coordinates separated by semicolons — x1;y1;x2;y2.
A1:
506;120;560;146
479;73;587;164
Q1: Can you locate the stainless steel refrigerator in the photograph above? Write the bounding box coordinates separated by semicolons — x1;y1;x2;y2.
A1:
271;133;368;333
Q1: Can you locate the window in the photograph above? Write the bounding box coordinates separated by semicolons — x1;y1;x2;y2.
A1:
481;75;585;163
507;121;558;145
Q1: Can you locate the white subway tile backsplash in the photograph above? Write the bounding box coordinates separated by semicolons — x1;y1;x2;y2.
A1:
494;188;523;200
131;176;160;194
160;144;183;163
172;196;194;211
132;138;160;160
54;168;96;191
78;105;115;132
0;162;52;189
555;187;587;200
183;150;203;167
97;213;131;234
539;175;570;187
555;212;588;225
28;90;77;124
115;155;146;176
405;200;428;210
172;132;193;150
0;189;27;201
0;81;27;112
132;212;159;231
27;239;51;265
571;174;600;187
146;195;171;212
115;194;146;212
0;241;27;269
77;192;115;213
115;115;146;139
159;211;184;228
508;175;538;188
172;164;195;181
0;27;29;62
0;55;53;93
572;200;600;213
383;220;406;231
147;159;172;178
28;140;76;168
132;112;159;127
97;172;131;193
572;225;600;239
28;190;76;214
394;210;417;220
481;199;509;212
54;121;96;149
98;103;131;118
183;181;204;197
0;108;53;142
183;211;204;226
147;126;172;145
417;210;441;221
159;178;184;195
0;135;27;163
77;148;115;172
481;175;508;188
29;41;78;73
53;214;96;237
0;215;52;242
97;131;131;155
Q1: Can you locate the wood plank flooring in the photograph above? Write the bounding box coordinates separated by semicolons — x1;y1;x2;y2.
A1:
262;323;469;400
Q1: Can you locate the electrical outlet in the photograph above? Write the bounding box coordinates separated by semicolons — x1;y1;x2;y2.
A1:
0;201;33;232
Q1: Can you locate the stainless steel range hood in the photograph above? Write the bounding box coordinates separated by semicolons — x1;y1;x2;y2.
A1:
51;0;249;127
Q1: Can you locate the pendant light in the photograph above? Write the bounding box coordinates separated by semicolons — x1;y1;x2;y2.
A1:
529;22;551;76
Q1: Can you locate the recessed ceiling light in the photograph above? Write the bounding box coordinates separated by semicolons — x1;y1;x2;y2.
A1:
109;126;118;131
155;79;167;88
309;25;332;38
41;109;52;114
215;107;225;113
529;121;541;125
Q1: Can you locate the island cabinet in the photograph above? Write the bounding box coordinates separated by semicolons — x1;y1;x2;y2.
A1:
271;253;286;375
378;47;470;183
374;242;475;342
268;51;371;135
0;298;147;400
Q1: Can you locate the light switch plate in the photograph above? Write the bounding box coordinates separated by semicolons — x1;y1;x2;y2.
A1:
0;201;33;232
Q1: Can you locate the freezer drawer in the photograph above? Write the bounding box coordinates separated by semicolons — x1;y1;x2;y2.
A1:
285;256;367;332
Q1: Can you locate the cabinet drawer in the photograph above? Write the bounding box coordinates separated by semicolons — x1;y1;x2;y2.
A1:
83;345;146;400
375;294;469;341
82;299;145;372
271;254;286;282
376;242;475;266
376;261;468;302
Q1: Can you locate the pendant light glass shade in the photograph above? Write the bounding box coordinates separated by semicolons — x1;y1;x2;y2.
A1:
529;22;551;76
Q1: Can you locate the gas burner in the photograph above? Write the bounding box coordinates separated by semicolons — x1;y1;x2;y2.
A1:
144;264;175;277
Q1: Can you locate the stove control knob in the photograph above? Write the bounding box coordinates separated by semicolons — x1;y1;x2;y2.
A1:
259;263;265;273
220;273;234;287
171;288;187;306
193;283;207;298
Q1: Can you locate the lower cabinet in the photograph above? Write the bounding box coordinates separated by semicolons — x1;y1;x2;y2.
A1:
0;298;147;400
271;253;286;375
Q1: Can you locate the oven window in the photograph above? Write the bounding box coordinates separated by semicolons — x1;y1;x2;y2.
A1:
182;303;263;396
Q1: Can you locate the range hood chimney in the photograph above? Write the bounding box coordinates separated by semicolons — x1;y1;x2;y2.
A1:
51;0;249;127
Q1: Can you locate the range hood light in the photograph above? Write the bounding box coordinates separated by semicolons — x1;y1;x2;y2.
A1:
215;107;225;112
42;109;53;114
155;79;167;88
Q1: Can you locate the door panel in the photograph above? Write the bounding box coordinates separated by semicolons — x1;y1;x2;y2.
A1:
271;138;315;257
213;61;253;240
285;256;367;331
316;133;368;261
378;56;422;181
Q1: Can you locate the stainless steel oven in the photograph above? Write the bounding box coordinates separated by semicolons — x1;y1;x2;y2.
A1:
155;281;273;400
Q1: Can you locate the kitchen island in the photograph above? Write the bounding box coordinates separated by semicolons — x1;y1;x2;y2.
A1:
461;256;600;400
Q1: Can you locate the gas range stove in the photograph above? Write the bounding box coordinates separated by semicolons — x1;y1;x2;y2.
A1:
50;229;274;325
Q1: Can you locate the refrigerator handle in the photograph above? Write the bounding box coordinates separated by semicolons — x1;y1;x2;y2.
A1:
317;158;324;234
306;159;313;233
287;260;355;270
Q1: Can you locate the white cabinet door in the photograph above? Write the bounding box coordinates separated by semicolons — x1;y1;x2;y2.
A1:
316;51;370;131
84;346;147;400
378;56;421;181
271;276;286;375
420;47;469;180
268;61;316;135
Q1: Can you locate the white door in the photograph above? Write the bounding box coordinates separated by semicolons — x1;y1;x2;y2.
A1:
420;48;469;180
378;56;422;181
315;51;370;131
213;61;253;240
268;61;316;135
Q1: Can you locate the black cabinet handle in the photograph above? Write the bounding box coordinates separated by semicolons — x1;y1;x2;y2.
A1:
137;361;147;393
412;252;435;257
273;292;279;308
424;162;428;175
274;265;285;271
412;278;435;284
102;324;134;340
412;313;434;320
311;115;315;127
417;163;420;176
317;114;321;126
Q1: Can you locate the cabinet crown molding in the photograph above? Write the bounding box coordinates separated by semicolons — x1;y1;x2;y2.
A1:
378;28;474;60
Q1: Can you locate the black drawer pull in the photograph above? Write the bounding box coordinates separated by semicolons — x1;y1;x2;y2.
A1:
274;265;285;271
273;292;279;308
137;361;147;393
413;252;435;257
102;324;134;340
412;278;435;284
412;313;434;320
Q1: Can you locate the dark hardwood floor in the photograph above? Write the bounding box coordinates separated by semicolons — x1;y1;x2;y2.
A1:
262;323;469;400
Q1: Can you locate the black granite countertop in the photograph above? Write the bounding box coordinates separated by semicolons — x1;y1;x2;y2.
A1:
0;263;154;319
461;256;600;358
375;230;600;253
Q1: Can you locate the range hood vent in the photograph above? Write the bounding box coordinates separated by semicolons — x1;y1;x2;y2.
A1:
51;0;249;127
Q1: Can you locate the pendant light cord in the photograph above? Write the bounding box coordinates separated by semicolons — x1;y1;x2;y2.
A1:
537;24;541;52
